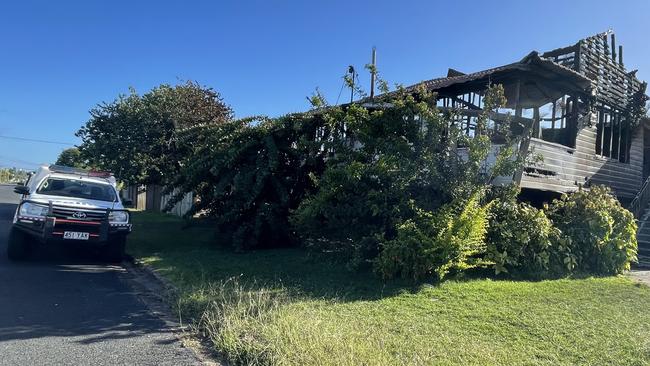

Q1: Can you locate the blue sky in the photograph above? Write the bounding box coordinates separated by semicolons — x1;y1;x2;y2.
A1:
1;0;649;169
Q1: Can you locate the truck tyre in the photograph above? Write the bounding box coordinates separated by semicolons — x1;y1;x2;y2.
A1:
102;236;126;263
7;228;32;261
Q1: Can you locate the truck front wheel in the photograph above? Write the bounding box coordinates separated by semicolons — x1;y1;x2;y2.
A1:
7;228;32;261
102;237;126;263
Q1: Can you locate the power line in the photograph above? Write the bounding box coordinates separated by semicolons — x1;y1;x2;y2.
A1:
0;155;43;166
0;135;75;146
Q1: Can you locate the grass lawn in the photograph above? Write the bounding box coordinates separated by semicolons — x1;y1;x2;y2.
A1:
128;212;650;366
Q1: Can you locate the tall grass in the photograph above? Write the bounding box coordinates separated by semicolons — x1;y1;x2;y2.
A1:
181;279;401;366
172;275;650;366
182;278;289;365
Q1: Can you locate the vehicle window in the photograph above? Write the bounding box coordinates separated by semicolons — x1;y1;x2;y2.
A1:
37;178;116;202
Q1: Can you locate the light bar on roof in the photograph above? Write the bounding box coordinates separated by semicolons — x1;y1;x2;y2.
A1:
48;165;112;178
88;171;112;178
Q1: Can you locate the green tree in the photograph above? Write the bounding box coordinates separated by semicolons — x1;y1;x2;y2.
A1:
76;81;232;185
55;147;85;168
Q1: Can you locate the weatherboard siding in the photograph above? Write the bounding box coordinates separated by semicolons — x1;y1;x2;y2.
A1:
521;125;643;199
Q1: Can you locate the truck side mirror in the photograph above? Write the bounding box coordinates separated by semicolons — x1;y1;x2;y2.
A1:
14;185;29;195
122;199;133;207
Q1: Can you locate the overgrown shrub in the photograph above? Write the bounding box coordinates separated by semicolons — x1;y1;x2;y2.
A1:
546;186;637;275
166;114;328;250
486;199;570;277
292;85;522;268
375;194;490;281
290;159;415;268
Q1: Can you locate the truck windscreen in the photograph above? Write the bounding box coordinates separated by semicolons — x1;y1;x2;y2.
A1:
37;178;117;202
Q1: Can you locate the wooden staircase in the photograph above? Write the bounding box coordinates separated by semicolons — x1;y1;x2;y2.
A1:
631;177;650;268
636;209;650;268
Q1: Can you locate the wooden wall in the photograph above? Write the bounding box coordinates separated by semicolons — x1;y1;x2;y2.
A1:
520;121;643;200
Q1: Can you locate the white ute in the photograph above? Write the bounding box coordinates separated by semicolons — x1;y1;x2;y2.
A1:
8;165;132;261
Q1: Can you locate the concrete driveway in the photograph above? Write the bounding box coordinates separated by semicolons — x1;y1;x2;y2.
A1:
0;184;199;365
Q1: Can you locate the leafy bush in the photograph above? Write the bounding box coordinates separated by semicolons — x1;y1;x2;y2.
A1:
166;115;328;250
292;85;522;268
546;186;637;275
290;159;414;268
375;194;490;281
486;199;571;277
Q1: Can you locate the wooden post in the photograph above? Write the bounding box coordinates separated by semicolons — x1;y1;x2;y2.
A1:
611;112;618;160
514;80;522;117
551;99;557;130
624;116;631;163
513;79;529;185
568;94;579;147
619;45;624;66
598;108;605;157
560;95;569;128
609;112;615;158
533;107;541;138
617;112;623;160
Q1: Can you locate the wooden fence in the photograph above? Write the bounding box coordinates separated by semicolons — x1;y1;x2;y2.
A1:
122;185;193;217
161;189;194;217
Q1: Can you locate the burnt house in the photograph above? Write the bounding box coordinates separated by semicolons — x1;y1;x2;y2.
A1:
392;31;650;263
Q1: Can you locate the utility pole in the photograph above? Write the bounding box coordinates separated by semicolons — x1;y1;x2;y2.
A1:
348;65;355;103
370;47;376;99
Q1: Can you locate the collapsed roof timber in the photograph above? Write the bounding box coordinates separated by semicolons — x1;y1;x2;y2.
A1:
370;31;649;213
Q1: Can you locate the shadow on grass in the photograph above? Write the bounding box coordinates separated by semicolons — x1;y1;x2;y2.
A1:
128;212;429;302
141;244;424;302
130;212;622;303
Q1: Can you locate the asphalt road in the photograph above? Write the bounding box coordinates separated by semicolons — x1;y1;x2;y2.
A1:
0;185;199;365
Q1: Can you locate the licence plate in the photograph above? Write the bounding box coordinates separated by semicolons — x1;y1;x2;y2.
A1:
63;231;90;240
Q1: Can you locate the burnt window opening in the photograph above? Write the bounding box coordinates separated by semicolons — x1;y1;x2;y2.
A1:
437;92;484;139
533;95;578;148
595;105;631;163
436;92;514;143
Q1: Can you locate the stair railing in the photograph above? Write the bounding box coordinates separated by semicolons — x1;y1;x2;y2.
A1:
630;175;650;219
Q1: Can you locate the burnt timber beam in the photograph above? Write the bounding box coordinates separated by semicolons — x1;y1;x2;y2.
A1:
541;43;579;59
451;96;482;110
437;107;534;126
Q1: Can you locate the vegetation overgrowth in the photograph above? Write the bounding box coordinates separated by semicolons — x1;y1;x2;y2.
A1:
129;212;650;366
72;78;639;280
157;82;635;279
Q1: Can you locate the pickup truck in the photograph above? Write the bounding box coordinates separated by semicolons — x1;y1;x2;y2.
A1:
7;165;132;262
